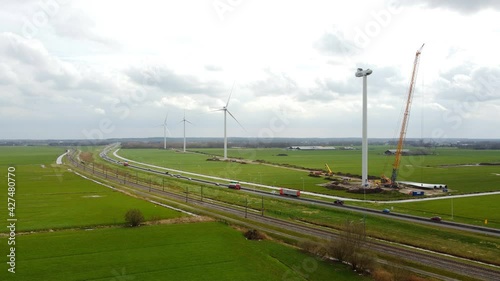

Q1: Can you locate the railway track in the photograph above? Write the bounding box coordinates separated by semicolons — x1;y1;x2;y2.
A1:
67;149;500;281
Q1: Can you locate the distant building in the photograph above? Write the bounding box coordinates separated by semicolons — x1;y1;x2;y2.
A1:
384;149;410;155
288;146;336;150
342;146;355;150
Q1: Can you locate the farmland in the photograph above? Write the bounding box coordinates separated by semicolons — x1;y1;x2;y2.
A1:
0;146;367;281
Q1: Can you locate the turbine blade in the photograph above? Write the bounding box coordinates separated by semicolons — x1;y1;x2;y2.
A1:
226;81;236;108
226;109;246;132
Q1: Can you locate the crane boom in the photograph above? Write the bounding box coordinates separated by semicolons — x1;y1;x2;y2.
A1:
390;44;425;187
325;163;333;176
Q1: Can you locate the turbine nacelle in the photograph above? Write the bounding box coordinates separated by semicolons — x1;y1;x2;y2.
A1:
355;68;372;77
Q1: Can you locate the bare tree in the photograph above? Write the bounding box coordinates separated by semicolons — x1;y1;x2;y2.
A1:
328;219;367;265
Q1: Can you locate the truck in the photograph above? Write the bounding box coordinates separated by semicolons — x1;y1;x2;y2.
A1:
409;191;425;196
228;183;241;190
279;188;300;197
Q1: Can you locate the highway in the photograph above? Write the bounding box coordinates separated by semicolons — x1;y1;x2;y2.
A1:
64;148;500;281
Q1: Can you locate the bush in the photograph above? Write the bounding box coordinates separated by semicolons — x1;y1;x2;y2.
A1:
244;229;266;240
125;209;145;227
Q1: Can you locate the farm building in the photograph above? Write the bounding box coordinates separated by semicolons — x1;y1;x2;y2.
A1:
384;149;410;155
288;146;336;150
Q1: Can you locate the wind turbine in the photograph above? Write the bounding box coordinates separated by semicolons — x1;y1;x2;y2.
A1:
215;82;245;160
180;111;193;153
160;113;170;150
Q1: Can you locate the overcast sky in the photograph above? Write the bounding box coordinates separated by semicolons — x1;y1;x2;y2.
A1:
1;0;499;140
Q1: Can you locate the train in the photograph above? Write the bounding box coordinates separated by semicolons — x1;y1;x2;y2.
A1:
279;188;300;197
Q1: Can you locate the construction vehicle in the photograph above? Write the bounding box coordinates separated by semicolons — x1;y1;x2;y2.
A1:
308;170;323;177
383;44;424;188
324;163;333;176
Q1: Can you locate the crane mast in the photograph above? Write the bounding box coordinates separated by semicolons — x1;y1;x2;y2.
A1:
390;44;425;187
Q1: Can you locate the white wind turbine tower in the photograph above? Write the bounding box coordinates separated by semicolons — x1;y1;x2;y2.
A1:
160;113;170;150
216;82;245;160
180;111;193;153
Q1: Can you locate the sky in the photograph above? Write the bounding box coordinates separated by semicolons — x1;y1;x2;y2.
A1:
1;0;499;140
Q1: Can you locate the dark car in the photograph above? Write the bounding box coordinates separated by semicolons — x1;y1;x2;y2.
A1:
333;200;344;205
430;216;442;222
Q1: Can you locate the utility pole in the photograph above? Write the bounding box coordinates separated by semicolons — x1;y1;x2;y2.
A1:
261;196;264;216
245;197;248;218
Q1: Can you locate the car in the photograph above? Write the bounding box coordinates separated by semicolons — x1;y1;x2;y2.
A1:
430;216;442;222
382;208;391;214
333;200;344;205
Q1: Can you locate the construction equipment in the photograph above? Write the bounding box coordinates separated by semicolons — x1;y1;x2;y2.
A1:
324;163;333;176
385;44;425;188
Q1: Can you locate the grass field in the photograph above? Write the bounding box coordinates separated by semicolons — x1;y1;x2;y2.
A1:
0;222;367;281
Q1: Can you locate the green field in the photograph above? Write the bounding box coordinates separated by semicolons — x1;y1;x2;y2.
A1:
0;222;366;281
0;146;67;165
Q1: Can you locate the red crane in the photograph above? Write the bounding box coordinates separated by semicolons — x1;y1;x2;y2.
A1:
387;44;425;187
